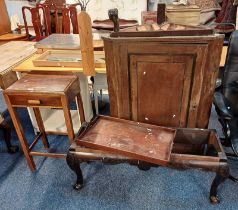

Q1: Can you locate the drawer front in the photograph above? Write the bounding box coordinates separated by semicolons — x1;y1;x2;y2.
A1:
7;94;62;107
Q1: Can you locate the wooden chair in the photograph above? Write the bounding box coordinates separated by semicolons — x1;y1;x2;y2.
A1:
0;90;18;153
0;115;18;153
214;0;237;45
22;4;79;41
0;0;27;45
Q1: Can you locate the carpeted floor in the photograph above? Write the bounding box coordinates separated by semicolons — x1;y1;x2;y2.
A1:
0;95;238;210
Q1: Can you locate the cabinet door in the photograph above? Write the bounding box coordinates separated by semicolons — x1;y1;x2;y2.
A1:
130;54;194;127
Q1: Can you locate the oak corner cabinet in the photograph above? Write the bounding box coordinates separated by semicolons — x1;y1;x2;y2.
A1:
103;34;224;128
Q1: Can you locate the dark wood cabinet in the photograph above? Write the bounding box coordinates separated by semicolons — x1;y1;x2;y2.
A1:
103;35;223;128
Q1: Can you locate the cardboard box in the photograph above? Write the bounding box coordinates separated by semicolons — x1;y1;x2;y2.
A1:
166;5;201;26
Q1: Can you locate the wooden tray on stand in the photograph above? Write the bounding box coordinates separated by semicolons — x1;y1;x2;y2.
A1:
67;115;230;204
76;115;176;165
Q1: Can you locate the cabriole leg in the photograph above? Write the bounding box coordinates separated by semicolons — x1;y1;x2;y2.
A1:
210;165;229;204
66;151;84;190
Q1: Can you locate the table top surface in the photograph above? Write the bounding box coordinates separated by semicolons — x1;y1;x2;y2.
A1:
5;73;78;93
0;33;27;40
0;41;36;74
35;34;105;50
14;52;106;74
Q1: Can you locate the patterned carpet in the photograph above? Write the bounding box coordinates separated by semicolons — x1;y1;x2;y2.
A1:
0;95;238;210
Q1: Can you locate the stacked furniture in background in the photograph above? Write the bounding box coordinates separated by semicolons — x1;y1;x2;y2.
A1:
0;0;27;45
22;3;80;41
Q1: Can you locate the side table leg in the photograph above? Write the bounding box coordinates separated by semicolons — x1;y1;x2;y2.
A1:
76;93;85;124
33;108;49;149
66;151;84;190
93;89;99;115
210;165;229;204
61;96;74;143
0;121;19;153
4;94;36;171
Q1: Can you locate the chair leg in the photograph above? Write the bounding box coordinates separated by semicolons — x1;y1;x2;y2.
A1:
94;89;99;115
0;121;18;153
66;151;84;190
231;138;238;157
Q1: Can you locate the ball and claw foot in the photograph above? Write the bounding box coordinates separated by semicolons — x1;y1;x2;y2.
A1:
210;195;220;204
73;183;83;191
8;145;19;154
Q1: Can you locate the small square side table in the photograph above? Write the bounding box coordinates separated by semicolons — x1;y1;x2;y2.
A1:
4;73;85;171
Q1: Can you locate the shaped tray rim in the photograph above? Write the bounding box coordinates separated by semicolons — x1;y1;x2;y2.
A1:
76;115;176;166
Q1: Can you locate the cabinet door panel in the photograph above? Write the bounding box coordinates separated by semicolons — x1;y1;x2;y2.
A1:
130;55;194;127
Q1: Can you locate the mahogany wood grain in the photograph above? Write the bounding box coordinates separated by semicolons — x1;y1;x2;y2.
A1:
77;115;175;165
22;6;45;41
43;0;66;6
130;54;194;127
22;4;79;41
67;122;229;202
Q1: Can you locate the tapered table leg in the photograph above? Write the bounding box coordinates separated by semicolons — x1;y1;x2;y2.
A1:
33;108;49;149
61;96;74;144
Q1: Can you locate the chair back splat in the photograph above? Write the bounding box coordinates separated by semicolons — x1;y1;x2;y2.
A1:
22;3;79;41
